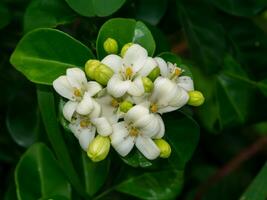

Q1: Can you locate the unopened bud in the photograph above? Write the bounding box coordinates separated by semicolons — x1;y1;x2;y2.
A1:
148;67;160;82
121;43;133;57
154;139;171;158
103;38;118;54
85;59;101;80
87;135;110;162
142;77;154;93
187;90;205;106
94;64;114;86
119;100;133;113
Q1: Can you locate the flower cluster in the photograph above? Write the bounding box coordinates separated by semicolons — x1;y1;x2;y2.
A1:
53;40;204;162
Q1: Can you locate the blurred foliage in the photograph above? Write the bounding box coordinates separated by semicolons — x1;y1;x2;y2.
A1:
1;0;267;199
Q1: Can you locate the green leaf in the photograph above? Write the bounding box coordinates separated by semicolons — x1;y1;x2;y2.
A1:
0;2;10;29
65;0;125;17
121;149;153;168
37;86;86;198
82;152;110;196
15;143;71;200
206;0;267;17
240;162;267;200
116;170;184;200
158;52;193;78
258;79;267;97
177;1;226;74
10;28;94;85
6;91;40;147
164;112;199;169
96;18;156;59
135;0;168;25
24;0;76;33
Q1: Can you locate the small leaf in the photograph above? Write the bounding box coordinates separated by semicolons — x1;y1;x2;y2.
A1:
65;0;125;17
10;28;94;85
96;18;155;59
240;162;267;200
15;143;71;200
24;0;76;33
116;170;184;200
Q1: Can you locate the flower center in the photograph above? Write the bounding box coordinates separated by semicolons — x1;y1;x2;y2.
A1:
129;127;139;137
80;119;90;128
125;67;133;79
111;98;119;108
150;103;158;113
74;88;82;97
170;67;182;80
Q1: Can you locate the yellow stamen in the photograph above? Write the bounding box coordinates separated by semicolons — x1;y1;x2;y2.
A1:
74;88;82;97
80;119;90;128
150;103;158;113
111;99;119;108
129;127;139;137
174;68;182;76
125;67;133;78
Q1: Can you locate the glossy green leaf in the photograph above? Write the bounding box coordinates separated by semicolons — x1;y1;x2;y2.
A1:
0;3;10;29
37;86;86;198
96;18;156;59
258;79;267;97
116;170;184;200
24;0;76;33
158;52;193;78
207;0;267;17
135;0;168;25
164;112;199;169
82;152;110;196
10;28;94;85
15;143;71;200
6;91;40;147
121;149;153;168
177;1;226;74
240;162;267;200
65;0;125;17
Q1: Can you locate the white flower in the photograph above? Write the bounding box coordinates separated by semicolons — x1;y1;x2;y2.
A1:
154;57;194;91
63;100;112;151
102;44;157;98
110;105;164;160
53;68;102;116
134;76;189;114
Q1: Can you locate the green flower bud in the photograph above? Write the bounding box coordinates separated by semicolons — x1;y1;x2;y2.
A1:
121;42;133;57
154;139;171;158
94;64;114;86
103;38;118;54
119;100;133;113
187;90;205;106
142;77;154;93
85;59;101;80
148;67;160;82
87;135;110;162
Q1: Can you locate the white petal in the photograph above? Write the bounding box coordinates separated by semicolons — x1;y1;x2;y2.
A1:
110;122;129;145
168;87;189;108
154;57;168;77
127;77;144;96
112;136;135;157
123;44;148;72
89;100;101;119
66;68;87;90
177;76;194;91
76;92;94;115
153;114;165;139
63;101;78;122
137;115;160;137
138;57;157;77
69;120;81;138
125;105;149;124
96;95;118;124
78;128;96;151
53;76;74;100
107;75;131;98
86;81;102;96
135;136;160;160
101;54;122;73
91;117;112;136
158;106;178;114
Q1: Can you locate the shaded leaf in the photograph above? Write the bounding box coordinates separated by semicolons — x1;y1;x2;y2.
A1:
0;3;10;29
